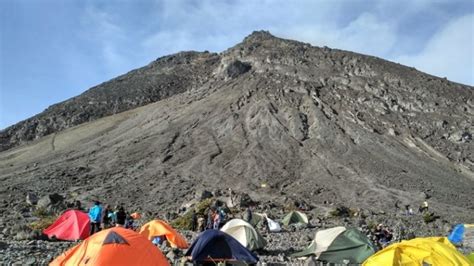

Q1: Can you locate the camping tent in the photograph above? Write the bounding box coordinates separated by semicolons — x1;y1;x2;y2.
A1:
363;237;471;266
448;224;474;248
139;219;188;249
293;226;375;264
282;211;308;226
185;230;258;264
50;227;169;266
249;212;265;227
220;219;266;250
43;210;90;241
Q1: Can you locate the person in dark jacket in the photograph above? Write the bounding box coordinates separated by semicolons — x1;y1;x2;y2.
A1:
245;206;253;223
206;209;213;230
115;206;127;227
191;210;197;232
101;205;112;229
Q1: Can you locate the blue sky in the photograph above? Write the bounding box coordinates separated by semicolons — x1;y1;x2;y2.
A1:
0;0;473;129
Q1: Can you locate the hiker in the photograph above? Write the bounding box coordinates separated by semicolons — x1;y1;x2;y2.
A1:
74;200;82;210
125;214;135;230
373;224;384;247
206;209;213;230
298;201;308;211
197;216;205;232
88;201;102;235
374;224;393;248
108;205;119;226
419;201;429;213
101;205;112;229
381;226;393;247
190;210;197;231
130;212;141;230
152;235;165;246
218;207;226;227
405;205;414;215
115;206;127;227
213;209;220;230
244;206;253;223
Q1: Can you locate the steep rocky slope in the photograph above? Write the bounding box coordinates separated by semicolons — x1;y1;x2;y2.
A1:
0;31;473;242
0;51;220;151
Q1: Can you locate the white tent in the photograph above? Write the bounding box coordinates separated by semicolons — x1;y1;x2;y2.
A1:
221;219;266;250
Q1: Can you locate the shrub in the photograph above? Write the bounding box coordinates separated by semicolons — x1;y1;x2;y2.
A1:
29;215;58;231
329;206;356;218
32;206;51;218
171;198;214;230
423;212;439;224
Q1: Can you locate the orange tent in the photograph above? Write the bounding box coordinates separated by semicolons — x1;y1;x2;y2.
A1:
139;219;189;249
50;227;169;266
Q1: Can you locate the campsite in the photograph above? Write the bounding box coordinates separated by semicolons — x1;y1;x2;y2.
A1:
1;1;473;265
0;191;473;265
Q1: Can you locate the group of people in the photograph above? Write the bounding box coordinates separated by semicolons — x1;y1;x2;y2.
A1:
206;207;227;230
87;201;138;235
373;223;393;248
190;206;231;232
398;201;429;216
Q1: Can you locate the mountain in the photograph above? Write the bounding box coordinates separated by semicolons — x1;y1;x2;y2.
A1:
0;31;473;229
0;51;220;151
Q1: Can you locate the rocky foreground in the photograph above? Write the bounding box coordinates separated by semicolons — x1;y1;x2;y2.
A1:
0;190;463;265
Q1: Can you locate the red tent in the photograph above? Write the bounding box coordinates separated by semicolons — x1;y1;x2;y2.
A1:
43;210;90;241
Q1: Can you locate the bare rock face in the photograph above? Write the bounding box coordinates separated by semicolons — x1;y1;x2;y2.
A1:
0;31;473;232
226;60;252;78
0;52;220;151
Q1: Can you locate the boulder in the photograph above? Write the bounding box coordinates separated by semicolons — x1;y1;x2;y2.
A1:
226;60;251;78
26;193;38;205
196;190;213;201
37;193;64;209
238;193;254;208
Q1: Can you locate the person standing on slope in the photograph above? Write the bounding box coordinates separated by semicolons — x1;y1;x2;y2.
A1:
115;206;127;227
101;205;112;229
88;201;102;235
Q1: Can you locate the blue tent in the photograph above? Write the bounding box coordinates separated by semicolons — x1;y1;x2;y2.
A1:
448;224;474;245
185;230;259;264
449;224;465;244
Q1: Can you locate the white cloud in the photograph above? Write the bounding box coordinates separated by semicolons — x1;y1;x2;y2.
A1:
396;14;474;85
89;1;474;86
276;13;397;58
80;6;128;75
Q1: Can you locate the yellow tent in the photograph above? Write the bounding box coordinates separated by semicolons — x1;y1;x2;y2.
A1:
363;237;471;266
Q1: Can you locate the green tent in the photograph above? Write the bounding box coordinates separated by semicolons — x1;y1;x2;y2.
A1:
249;212;265;227
292;226;376;264
282;211;308;226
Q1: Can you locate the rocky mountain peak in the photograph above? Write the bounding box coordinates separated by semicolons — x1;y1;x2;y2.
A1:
242;30;277;43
